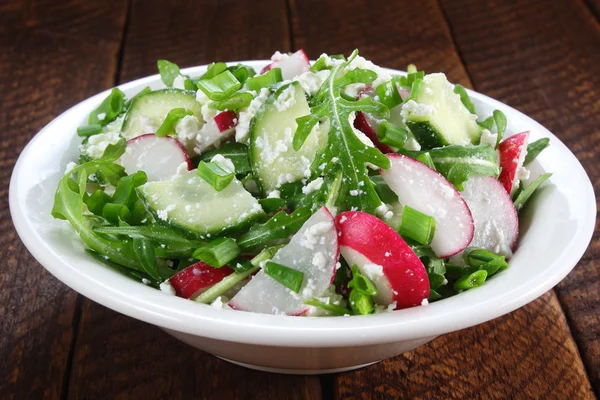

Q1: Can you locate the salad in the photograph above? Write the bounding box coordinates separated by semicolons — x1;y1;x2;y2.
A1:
52;49;552;316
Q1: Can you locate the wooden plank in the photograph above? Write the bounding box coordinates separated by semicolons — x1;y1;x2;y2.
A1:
0;1;128;399
584;0;600;20
290;0;596;398
439;0;600;390
66;1;322;399
334;292;594;400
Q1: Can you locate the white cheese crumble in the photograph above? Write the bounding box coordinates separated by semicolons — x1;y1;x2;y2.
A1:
64;162;77;174
312;252;327;270
302;177;324;194
171;162;189;180
210;154;235;173
196;89;210;104
294;70;330;96
480;129;498;148
421;298;429;306
273;84;297;112
346;55;392;88
85;131;122;159
362;263;384;281
344;83;367;99
173;75;187;89
403;137;422;151
267;190;281;198
97;112;106;121
401;100;435;120
516;166;531;180
303;221;333;249
159;280;176;295
157;204;176;221
235;88;270;143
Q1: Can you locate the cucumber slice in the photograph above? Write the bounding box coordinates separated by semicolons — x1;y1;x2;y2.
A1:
122;89;203;139
249;82;328;193
137;170;264;238
403;73;480;148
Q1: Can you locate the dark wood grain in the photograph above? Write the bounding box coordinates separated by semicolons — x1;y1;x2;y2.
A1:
333;292;594;400
585;0;600;20
65;1;322;399
0;1;128;399
439;0;600;391
290;0;598;398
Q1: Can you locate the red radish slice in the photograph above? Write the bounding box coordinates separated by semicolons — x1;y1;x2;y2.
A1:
195;111;237;154
120;134;191;181
261;50;311;80
354;112;394;153
169;262;234;299
229;207;339;315
336;211;429;309
460;176;519;257
498;131;529;195
380;154;474;258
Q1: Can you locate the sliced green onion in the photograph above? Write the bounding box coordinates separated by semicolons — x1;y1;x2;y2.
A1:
192;237;241;268
227;64;256;84
199;143;251;175
407;64;417;74
348;265;378;296
464;248;503;268
399;206;436;245
216;92;254;111
89;88;126;126
454;84;476;114
157;59;180;87
200;62;228;80
195;245;283;304
112;171;147;209
77;124;103;137
304;299;350;316
156;108;194;137
197;161;234;191
349;290;375;315
259;198;286;213
398;70;424;89
86;189;111;216
454;270;488;291
513;173;552;211
197;70;241;101
524;138;550;165
376;80;403;109
377;120;408;148
310;57;328;72
370;175;398;204
132;237;159;280
416;152;436;170
264;261;304;293
245;68;283;91
101;203;131;224
229;259;255;274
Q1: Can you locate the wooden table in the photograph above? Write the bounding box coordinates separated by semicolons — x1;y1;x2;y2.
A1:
1;0;599;398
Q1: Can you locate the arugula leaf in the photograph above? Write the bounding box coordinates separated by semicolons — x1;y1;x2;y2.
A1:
453;84;476;114
411;244;446;291
237;207;312;250
513;173;552;211
99;138;126;162
427;144;500;190
93;225;204;248
292;50;391;214
88;88;126;126
51;162;142;271
133;237;160;280
524;138;550;165
157;60;181;86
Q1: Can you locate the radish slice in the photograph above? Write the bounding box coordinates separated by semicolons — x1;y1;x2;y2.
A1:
120;134;191;181
261;50;311;80
398;87;410;101
195;111;237;154
498;131;529;195
169;262;234;299
336;211;429;309
229;207;339;315
380;154;474;258
354;112;395;153
460;176;519;257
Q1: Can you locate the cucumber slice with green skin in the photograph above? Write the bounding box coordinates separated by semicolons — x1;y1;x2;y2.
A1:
122;89;203;140
249;81;328;193
137;170;264;238
404;73;481;148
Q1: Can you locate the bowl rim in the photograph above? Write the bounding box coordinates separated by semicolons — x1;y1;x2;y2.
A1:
10;60;597;347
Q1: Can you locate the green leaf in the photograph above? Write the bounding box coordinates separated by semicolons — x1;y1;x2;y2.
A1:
493;110;507;135
478;116;495;131
85;189;112;216
453;84;476;114
157;60;181;87
156;108;194;137
293;50;391;214
259;198;286;213
524;138;550;165
411;244;446;290
99;138;127;162
415;152;436;170
112;170;147;209
133;237;160;280
349;290;375;315
264;261;305;293
513;173;552;211
370;175;398;204
348;265;378;296
227;64;256;84
89;88;126;126
93;225;204;248
237;207;311;250
199;143;252;175
427;144;499;190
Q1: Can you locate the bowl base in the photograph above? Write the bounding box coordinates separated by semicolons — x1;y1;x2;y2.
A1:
217;356;380;375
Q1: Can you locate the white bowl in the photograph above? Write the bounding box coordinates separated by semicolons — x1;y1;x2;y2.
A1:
10;61;596;374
